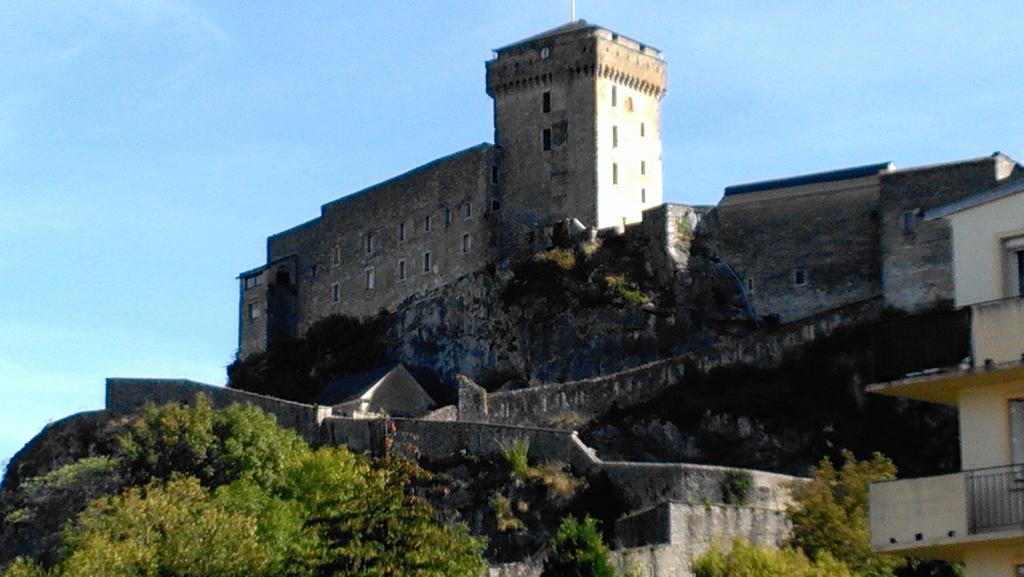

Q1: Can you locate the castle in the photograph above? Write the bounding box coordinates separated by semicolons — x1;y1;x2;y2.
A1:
237;21;1022;357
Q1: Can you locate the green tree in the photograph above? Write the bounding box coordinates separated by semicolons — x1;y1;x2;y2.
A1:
787;450;902;577
692;539;853;577
541;516;615;577
2;400;486;577
115;396;308;489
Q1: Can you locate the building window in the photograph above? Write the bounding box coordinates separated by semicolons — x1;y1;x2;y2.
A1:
612;163;619;185
464;202;472;218
398;259;406;281
641;123;646;137
747;278;755;294
365;232;374;253
641;160;647;176
625;96;634;112
424;215;432;232
423;251;432;273
332;246;342;266
247;303;259;321
902;210;916;235
444;208;452;225
365;268;375;290
542;91;551;113
309;264;318;278
542;128;552;151
793;268;807;287
612;125;619;148
331;283;340;303
491;166;499;184
462;233;471;254
611;85;617;107
243;276;261;290
641;188;647;203
1018;251;1024;297
491;199;502;211
398;222;406;242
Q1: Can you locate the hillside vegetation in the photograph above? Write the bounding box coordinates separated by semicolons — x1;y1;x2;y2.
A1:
0;398;485;577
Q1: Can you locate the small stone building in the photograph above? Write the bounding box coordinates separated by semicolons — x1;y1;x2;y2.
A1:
317;364;436;419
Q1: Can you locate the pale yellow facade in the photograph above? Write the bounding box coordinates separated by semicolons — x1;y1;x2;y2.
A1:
940;186;1024;307
869;181;1024;577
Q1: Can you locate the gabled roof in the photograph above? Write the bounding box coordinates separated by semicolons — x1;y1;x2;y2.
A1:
724;162;893;197
494;20;593;53
925;178;1024;221
317;363;401;406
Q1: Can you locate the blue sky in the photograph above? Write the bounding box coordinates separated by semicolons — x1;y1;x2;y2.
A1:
2;0;1021;469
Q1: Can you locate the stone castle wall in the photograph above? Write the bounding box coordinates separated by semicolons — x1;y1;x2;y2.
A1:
239;144;499;356
879;154;1024;313
709;173;882;323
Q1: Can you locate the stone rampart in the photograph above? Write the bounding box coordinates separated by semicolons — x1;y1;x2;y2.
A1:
603;462;796;512
462;298;881;427
105;378;331;443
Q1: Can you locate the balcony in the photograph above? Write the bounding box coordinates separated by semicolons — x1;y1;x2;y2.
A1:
870;465;1024;557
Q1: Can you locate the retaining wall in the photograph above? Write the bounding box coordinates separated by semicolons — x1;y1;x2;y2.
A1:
463;298;881;427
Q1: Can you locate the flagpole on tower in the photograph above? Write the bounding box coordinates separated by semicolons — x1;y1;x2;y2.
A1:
571;0;576;22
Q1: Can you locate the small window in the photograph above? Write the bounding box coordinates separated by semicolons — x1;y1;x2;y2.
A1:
641;160;647;176
309;265;318;278
902;210;916;235
444;208;452;225
625;96;634;112
746;278;755;294
398;259;406;281
243;276;261;290
540;46;550;59
793;269;807;287
542;128;552;151
641;188;647;203
612;125;619;148
398;222;406;242
491;166;499;184
491;199;502;211
332;246;342;266
365;268;375;290
611;85;617;107
641;123;646;137
365;232;373;254
331;283;340;303
425;215;432;232
462;233;471;254
423;251;432;273
247;303;259;321
612;163;619;185
542;91;551;113
464;202;472;218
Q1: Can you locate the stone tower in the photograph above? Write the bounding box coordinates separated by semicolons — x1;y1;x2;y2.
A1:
486;21;667;239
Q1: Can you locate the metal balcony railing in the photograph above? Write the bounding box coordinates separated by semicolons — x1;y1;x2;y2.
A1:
967;464;1024;534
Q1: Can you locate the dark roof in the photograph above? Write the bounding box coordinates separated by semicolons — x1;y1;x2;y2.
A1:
494;21;593;53
724;162;893;197
926;178;1024;221
317;364;400;405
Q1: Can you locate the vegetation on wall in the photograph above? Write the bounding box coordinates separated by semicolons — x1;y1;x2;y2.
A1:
0;398;486;577
228;312;393;404
693;451;959;577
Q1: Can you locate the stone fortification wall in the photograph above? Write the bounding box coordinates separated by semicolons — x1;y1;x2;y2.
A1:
708;172;883;324
462;298;881;428
615;501;789;550
239;144;499;357
603;462;795;512
879;154;1023;313
102;378;802;516
105;378;330;444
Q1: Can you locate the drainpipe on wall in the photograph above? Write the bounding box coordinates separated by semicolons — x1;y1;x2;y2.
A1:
713;256;762;328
